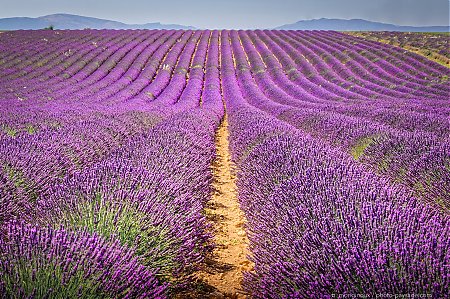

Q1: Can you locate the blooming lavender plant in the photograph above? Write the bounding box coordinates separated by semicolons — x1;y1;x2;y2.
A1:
0;222;167;298
220;29;450;297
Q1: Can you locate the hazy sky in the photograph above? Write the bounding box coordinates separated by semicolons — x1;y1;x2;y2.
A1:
0;0;449;29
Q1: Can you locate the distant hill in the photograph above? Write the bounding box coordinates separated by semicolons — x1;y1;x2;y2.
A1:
275;18;450;32
0;13;194;30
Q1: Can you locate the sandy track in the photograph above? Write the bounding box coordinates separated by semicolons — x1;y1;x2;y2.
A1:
178;115;253;298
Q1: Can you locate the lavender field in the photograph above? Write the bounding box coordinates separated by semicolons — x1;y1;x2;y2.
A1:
350;31;450;67
0;29;449;298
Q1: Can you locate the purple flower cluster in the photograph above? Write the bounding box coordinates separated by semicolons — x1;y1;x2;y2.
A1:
229;29;450;210
220;29;449;297
1;29;224;295
0;222;167;298
352;31;450;60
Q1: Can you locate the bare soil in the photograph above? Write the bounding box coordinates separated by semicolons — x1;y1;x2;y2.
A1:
178;115;253;298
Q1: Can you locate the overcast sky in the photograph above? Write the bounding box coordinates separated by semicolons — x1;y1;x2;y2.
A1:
0;0;449;29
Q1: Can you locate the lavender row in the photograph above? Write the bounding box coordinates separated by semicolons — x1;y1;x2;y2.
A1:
1;30;224;296
362;32;448;58
266;30;449;102
0;222;167;298
336;33;448;70
0;30;206;202
0;30;141;93
281;30;448;97
245;30;450;135
0;109;162;223
250;29;450;124
232;30;449;209
30;30;171;103
300;30;449;82
34;107;221;284
0;30;163;103
220;30;449;298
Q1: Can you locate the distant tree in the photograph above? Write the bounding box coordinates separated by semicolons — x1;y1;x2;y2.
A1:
44;25;54;30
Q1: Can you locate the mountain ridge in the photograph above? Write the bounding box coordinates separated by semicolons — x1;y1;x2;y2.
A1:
0;13;195;30
0;14;448;31
275;18;449;32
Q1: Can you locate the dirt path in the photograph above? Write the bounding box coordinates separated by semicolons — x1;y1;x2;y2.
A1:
174;115;253;299
198;115;253;298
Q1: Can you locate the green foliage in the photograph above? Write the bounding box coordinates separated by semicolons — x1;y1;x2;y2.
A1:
378;158;390;173
1;124;17;137
3;164;26;189
61;195;178;278
1;258;106;299
2;164;40;203
26;124;36;134
350;135;377;160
